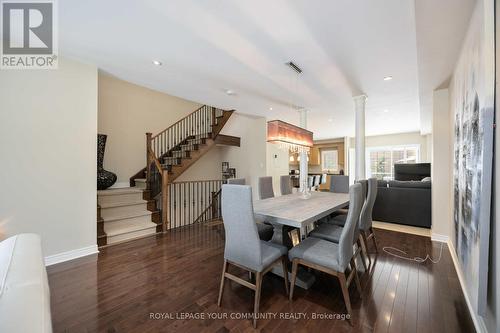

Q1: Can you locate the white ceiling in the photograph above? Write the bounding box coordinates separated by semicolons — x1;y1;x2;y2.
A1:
59;0;473;140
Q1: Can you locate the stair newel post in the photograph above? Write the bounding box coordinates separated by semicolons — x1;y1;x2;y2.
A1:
146;132;152;190
161;170;169;231
211;106;216;128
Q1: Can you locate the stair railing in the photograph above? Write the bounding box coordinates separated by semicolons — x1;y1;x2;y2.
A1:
145;105;225;230
193;188;222;224
150;105;224;160
167;180;223;229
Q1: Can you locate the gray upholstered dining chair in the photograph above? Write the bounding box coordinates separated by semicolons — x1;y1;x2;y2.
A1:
321;173;327;185
227;178;245;185
357;178;379;257
218;185;288;328
310;180;369;271
288;183;364;321
314;175;321;188
225;178;274;241
280;175;292;195
307;175;314;190
329;175;351;215
258;176;275;199
326;178;378;266
330;175;350;193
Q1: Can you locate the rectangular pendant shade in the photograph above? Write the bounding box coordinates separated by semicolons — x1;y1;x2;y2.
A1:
267;120;313;148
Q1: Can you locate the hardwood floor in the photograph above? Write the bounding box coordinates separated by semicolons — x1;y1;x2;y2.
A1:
48;224;475;333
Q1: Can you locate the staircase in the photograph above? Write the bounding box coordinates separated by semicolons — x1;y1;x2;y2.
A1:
97;188;160;246
97;105;239;247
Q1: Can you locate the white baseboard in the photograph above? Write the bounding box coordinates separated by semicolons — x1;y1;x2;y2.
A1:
373;221;431;237
44;245;99;266
431;233;449;243
447;240;487;333
110;182;130;189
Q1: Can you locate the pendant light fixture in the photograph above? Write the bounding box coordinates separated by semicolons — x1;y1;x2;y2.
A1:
266;61;313;153
267;120;313;153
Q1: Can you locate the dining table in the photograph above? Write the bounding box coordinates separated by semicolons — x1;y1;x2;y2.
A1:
253;191;350;289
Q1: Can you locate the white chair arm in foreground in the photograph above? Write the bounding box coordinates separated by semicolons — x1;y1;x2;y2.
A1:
0;234;52;333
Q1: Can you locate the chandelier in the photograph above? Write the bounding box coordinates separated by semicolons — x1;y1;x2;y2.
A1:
267;120;313;153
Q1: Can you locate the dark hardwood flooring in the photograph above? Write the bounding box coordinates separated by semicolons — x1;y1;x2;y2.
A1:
48;224;475;333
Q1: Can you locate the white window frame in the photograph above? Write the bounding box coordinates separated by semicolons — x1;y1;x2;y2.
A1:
321;149;339;173
365;144;420;180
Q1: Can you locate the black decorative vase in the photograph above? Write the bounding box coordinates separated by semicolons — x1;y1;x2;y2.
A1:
97;134;117;190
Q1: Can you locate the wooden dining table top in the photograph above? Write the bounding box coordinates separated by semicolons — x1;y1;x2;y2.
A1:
253;191;349;228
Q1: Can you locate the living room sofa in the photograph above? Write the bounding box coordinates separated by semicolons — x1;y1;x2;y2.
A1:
373;180;431;228
372;163;432;228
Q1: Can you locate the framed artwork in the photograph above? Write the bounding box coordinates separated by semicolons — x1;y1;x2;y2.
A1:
451;0;495;315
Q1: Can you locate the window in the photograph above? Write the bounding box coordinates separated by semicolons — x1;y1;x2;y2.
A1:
321;149;338;172
366;145;420;180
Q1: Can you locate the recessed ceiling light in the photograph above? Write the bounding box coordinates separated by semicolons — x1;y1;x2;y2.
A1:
383;76;393;81
225;89;236;96
383;109;389;113
328;118;333;122
152;60;162;66
269;107;273;111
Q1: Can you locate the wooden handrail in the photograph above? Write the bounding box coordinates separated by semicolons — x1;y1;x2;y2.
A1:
148;148;162;172
170;179;224;185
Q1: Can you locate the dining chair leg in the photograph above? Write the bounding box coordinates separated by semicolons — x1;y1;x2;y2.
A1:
281;257;289;296
370;227;379;253
253;272;263;329
289;259;299;301
217;260;228;307
338;273;353;325
357;239;368;272
361;232;371;267
351;258;363;298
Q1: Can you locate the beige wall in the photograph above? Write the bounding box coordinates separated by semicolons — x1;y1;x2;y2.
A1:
431;88;452;237
176;148;223;181
349;132;431;162
98;73;201;186
0;57;98;259
426;134;433;162
266;143;290;196
219;113;267;199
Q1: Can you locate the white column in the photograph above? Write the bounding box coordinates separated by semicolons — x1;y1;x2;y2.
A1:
299;109;308;191
353;95;367;180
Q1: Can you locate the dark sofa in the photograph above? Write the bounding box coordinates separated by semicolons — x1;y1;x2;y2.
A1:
372;163;432;228
394;163;431;181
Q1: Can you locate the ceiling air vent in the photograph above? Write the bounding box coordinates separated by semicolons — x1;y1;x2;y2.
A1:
286;61;302;74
